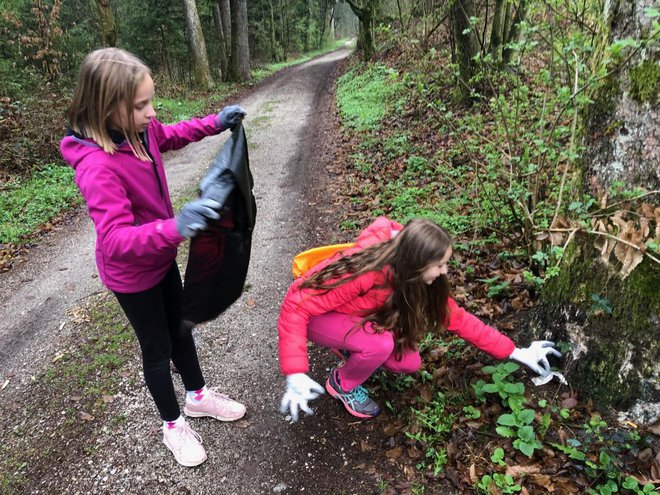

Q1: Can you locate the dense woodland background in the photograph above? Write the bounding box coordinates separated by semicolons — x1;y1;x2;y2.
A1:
0;0;658;493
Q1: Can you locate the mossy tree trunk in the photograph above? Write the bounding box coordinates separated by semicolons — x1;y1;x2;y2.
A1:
528;0;659;423
345;0;378;61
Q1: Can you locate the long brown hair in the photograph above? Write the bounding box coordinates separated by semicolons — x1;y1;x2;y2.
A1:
302;218;453;357
66;47;151;160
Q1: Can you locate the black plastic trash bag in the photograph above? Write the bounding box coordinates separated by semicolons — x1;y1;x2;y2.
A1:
182;123;257;324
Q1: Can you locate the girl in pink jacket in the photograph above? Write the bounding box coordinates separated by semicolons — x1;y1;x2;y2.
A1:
60;48;246;467
278;217;560;420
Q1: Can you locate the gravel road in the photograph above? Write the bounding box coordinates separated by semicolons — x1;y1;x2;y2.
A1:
0;46;393;495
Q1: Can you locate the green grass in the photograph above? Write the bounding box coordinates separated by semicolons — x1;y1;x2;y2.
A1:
0;164;82;244
336;62;404;131
154;97;207;124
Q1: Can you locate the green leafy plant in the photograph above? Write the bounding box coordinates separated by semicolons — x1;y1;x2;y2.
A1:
496;409;543;457
478;473;522;494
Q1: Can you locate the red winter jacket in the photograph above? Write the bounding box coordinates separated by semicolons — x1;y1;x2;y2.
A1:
277;217;515;375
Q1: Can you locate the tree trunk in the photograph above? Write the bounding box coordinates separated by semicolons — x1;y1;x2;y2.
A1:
304;0;312;52
268;0;280;61
530;0;659;424
94;0;117;47
212;3;228;80
229;0;250;82
181;0;213;89
346;0;377;61
502;0;528;64
219;0;232;70
451;0;478;97
490;0;506;63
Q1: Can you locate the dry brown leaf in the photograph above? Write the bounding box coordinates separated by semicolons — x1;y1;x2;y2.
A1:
469;463;478;484
80;412;94;421
385;445;403;459
529;473;554;490
419;384;433;403
383;423;399;436
506;465;540;477
102;394;114;404
360;440;374;452
407;446;422;459
647;418;660;436
561;397;578;409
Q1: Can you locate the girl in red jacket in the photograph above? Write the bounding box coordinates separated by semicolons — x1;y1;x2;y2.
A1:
61;48;247;467
278;217;560;420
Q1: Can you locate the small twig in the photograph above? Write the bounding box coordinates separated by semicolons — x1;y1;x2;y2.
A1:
592;190;660;214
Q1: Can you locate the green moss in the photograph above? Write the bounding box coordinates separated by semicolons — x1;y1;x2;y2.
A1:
629;59;659;105
535;240;660;409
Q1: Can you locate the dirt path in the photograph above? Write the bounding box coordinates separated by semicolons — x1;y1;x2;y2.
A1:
0;47;404;494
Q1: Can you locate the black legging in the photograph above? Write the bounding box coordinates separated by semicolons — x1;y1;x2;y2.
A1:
114;263;205;421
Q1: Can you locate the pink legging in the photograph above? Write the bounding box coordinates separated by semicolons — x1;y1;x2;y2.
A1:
307;311;422;391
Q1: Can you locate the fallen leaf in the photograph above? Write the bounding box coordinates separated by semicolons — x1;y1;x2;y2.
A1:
360;440;374;452
102;395;114;404
469;463;478;484
385;446;403;459
561;397;578;409
407;446;422;459
506;464;540;477
383;423;399;436
80;412;94;421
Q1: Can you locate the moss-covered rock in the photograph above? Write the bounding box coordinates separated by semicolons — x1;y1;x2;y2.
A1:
527;239;660;413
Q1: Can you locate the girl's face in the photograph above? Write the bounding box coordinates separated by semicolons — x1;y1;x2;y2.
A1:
421;246;453;285
111;73;156;132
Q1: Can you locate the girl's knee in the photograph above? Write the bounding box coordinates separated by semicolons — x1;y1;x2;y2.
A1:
400;353;422;373
364;332;395;358
386;352;422;374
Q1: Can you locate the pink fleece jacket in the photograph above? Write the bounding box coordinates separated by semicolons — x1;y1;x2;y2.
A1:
60;115;226;293
277;217;515;375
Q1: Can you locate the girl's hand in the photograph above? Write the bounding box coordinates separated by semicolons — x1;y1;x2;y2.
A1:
218;104;247;130
509;340;562;377
280;373;324;422
175;198;221;238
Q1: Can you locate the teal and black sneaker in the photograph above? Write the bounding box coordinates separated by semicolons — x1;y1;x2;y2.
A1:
325;367;381;419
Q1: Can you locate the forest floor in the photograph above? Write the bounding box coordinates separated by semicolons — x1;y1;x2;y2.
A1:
0;46;454;495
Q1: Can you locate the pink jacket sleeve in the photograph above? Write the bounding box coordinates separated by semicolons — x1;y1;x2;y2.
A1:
151;115;224;152
76;163;183;265
446;297;515;359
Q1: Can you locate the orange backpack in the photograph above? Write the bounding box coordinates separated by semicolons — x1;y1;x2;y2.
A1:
291;243;356;278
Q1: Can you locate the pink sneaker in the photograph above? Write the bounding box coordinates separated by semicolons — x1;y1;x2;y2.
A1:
183;387;246;421
162;421;207;467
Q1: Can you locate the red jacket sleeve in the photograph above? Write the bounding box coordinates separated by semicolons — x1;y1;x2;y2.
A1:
446;297;515;359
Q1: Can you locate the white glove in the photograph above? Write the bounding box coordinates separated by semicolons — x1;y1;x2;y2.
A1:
279;373;324;422
509;340;562;377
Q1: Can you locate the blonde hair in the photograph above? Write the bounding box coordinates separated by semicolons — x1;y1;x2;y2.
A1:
67;47;151;161
302;218;453;357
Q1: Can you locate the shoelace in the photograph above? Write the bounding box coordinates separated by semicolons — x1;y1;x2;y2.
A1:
206;387;232;402
348;385;370;404
171;422;203;446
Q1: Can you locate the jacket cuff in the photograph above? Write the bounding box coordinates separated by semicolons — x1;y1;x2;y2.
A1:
158;218;186;244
